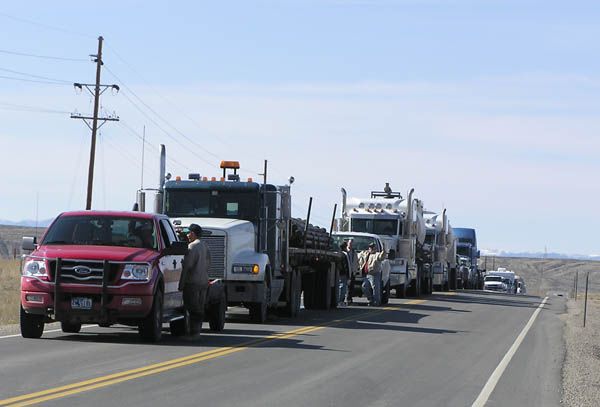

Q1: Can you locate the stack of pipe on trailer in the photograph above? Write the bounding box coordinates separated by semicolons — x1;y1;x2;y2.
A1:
289;218;331;250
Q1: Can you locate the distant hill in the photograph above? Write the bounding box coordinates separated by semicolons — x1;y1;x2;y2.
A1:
478;256;600;295
481;249;600;262
0;225;46;259
0;218;54;228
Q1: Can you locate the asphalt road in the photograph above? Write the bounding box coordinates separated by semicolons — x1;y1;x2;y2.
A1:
0;291;565;407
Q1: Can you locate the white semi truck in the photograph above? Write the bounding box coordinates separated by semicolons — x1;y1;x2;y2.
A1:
138;146;344;323
423;209;457;291
338;184;430;297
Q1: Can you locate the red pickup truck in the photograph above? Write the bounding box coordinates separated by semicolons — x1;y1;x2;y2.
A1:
20;210;226;342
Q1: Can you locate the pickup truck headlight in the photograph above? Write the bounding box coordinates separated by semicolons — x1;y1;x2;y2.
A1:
232;264;260;274
122;264;151;280
22;259;48;277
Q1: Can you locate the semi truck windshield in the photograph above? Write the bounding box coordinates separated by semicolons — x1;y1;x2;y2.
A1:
165;189;259;222
351;219;400;235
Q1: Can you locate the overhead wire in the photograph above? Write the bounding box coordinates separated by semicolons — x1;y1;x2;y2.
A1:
118;120;193;172
0;48;88;62
105;45;233;148
0;66;72;83
0;102;70;114
104;65;222;161
0;11;95;39
0;74;70;85
115;86;218;170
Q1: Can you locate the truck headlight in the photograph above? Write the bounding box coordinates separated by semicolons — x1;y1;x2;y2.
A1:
22;259;48;277
232;264;260;274
122;264;151;280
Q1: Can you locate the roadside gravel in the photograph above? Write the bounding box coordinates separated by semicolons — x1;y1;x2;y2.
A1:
562;295;600;406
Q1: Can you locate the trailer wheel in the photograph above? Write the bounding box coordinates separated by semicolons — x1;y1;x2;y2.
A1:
169;317;187;337
249;281;268;323
61;321;82;333
20;306;44;339
394;284;406;298
381;280;390;304
302;273;316;310
209;292;227;331
139;289;163;342
283;270;301;318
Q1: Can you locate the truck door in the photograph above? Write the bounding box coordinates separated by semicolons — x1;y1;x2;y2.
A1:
158;219;184;309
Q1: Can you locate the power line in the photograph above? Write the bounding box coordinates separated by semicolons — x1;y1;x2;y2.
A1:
105;45;233;149
104;66;222;161
0;66;72;84
116;87;217;170
0;102;70;114
0;74;69;85
118;120;193;172
0;11;95;39
0;48;88;62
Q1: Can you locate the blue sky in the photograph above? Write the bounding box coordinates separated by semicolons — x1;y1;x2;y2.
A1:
1;1;599;255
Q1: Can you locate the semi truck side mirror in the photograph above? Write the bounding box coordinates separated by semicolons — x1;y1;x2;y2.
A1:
165;241;188;256
22;236;37;251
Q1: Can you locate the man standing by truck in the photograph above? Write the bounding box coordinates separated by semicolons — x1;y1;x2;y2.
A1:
358;242;386;306
179;223;211;335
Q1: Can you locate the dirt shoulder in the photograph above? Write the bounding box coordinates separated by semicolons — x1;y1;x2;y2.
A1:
562;295;600;406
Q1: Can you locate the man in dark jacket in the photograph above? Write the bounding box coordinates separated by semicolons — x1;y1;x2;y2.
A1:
179;223;211;335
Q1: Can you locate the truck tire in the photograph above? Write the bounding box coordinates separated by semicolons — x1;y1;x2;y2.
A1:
283;270;301;318
381;280;390;304
395;284;406;298
20;306;44;339
61;321;82;333
208;292;227;331
249;282;268;323
169;317;187;337
139;289;163;342
302;273;316;310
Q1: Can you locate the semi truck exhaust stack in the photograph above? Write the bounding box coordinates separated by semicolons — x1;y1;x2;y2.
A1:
154;144;166;213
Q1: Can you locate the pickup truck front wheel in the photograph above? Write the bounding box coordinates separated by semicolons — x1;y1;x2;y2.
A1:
20;306;44;339
208;292;226;331
61;321;82;333
139;289;163;342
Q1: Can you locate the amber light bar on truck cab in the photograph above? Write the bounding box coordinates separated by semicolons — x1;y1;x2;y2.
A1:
172;160;254;183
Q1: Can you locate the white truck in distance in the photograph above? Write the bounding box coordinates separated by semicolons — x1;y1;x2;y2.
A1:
339;184;430;297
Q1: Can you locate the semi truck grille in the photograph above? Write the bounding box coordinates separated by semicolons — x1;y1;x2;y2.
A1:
48;260;119;285
203;235;226;279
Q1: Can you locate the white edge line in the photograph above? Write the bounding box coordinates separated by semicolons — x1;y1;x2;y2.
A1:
472;296;549;407
0;324;95;340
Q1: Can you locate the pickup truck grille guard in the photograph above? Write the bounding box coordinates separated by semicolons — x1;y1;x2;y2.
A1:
53;258;111;321
24;255;150;321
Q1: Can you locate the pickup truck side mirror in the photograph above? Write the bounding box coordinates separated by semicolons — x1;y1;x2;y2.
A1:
164;241;188;256
388;249;396;260
22;236;37;251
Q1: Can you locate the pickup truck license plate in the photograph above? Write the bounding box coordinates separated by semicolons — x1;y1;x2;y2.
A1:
71;297;92;310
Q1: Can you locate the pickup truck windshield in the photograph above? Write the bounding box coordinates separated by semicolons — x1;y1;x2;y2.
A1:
332;235;379;252
42;216;157;250
351;219;400;235
485;276;503;282
165;189;259;222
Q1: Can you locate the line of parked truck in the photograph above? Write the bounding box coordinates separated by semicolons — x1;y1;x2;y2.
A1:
19;145;484;341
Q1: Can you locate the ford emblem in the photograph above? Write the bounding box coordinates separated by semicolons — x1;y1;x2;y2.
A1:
73;266;92;275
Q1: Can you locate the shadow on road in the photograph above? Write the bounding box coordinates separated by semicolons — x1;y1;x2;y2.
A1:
430;292;548;309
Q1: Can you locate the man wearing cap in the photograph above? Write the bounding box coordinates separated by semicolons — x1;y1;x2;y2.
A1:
179;223;211;335
357;242;386;306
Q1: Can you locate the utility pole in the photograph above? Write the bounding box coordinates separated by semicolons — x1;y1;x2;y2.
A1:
71;36;120;210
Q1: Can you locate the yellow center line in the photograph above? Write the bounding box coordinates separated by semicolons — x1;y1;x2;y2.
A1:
0;301;425;406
